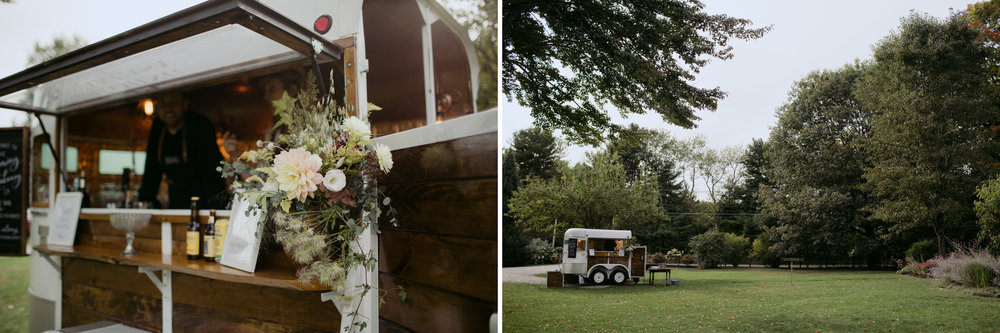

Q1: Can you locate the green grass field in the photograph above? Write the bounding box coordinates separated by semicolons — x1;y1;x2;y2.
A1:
504;267;1000;332
0;256;30;333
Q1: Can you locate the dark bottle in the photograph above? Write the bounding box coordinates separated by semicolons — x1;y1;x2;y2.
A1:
186;197;202;260
76;170;91;208
122;168;133;208
203;209;216;262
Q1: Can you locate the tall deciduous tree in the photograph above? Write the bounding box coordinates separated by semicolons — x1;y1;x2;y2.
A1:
717;138;769;238
502;0;770;145
758;64;881;266
857;13;1000;257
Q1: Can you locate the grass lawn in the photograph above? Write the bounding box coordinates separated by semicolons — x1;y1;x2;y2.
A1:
503;267;1000;332
0;256;30;333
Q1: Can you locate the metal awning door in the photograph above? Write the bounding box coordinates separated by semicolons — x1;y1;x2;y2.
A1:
0;0;342;116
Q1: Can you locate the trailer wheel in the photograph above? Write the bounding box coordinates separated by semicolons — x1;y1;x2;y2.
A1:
610;269;628;285
588;270;607;285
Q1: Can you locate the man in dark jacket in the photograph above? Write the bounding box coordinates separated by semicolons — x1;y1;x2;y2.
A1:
139;92;228;209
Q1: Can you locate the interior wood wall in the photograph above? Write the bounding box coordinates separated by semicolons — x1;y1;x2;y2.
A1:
61;257;341;332
378;133;497;332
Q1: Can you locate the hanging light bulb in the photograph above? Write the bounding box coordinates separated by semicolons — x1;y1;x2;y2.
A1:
140;98;155;117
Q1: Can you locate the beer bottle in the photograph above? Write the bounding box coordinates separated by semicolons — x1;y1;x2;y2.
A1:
203;209;216;262
186;197;201;260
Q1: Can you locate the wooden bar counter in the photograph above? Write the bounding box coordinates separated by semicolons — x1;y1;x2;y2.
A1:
38;209;340;332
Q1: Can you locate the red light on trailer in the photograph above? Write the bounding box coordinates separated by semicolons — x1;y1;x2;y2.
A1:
314;15;332;34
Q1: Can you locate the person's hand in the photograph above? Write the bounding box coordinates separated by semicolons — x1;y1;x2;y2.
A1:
222;131;239;161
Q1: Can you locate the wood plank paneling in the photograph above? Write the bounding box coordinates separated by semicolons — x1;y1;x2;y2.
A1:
62;257;340;332
62;305;134;331
376;132;498;332
171;274;340;331
378;230;496;302
62;283;162;329
378;274;494;333
381;133;496;184
382;179;496;239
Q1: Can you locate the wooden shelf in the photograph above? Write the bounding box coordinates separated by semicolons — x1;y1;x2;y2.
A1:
35;244;326;292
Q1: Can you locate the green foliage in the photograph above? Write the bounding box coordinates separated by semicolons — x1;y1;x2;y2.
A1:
724;233;751;267
509;127;565;181
856;13;1000;257
717;139;768;238
907;240;939;262
502;222;533;267
750;236;780;268
507;152;663;236
974;175;1000;253
966;262;997;288
967;0;1000;84
503;0;770;145
689;230;727;269
0;257;29;333
758;63;879;266
680;254;696;265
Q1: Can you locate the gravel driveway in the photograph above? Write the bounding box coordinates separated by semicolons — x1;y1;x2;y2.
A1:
502;264;559;284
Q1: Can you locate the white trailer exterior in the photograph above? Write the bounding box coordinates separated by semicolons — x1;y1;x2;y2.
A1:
560;228;646;285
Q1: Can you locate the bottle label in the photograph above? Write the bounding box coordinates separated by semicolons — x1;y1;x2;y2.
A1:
186;231;199;256
215;235;224;260
204;235;216;258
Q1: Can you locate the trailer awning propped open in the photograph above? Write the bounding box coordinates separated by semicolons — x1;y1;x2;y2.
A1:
0;0;341;116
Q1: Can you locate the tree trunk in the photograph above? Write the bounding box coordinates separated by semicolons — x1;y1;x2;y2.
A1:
936;228;947;257
933;220;947;257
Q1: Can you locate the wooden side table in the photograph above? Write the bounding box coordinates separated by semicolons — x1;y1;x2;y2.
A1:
648;268;671;285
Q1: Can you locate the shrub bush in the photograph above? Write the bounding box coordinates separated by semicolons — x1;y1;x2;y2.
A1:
689;230;727;269
906;240;938;262
897;257;936;278
526;238;560;265
930;243;1000;289
724;233;750;267
680;254;696;266
966;263;997;288
649;252;668;264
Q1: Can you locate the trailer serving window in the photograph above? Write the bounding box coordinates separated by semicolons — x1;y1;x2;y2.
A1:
0;0;341;115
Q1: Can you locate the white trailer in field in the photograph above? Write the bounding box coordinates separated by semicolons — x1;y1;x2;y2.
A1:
560;228;646;285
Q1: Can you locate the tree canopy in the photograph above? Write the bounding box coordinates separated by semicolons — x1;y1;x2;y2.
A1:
857;13;1000;256
508;127;565;181
506;152;662;237
503;0;770;145
757;64;885;265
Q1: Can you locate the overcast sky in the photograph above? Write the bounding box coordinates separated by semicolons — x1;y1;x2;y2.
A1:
0;1;205;125
0;0;975;157
501;0;974;165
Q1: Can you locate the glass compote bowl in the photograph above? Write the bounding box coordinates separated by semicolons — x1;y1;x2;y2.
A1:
110;213;151;256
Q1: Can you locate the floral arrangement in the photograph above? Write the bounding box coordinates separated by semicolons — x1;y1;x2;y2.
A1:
219;72;396;328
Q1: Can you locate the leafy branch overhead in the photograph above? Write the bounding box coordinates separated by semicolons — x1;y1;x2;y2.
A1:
503;0;770;145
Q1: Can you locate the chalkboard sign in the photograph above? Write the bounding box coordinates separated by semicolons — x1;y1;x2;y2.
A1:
0;127;28;256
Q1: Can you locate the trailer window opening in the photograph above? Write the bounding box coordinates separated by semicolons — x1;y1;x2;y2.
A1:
98;149;146;175
40;144;78;172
